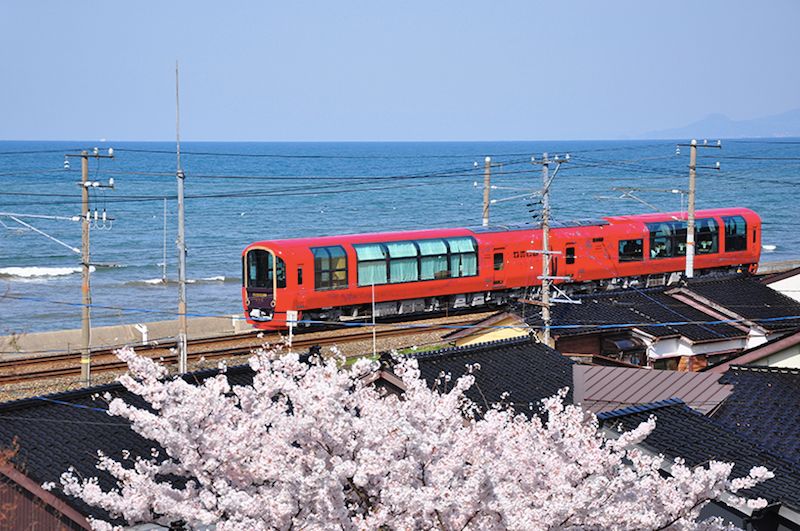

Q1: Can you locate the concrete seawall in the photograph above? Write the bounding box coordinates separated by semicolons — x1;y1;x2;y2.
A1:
0;315;255;360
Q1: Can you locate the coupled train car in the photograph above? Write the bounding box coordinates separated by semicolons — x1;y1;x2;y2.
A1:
242;207;761;330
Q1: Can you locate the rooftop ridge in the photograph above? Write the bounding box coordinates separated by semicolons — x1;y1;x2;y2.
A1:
408;335;554;361
730;364;800;375
596;397;687;421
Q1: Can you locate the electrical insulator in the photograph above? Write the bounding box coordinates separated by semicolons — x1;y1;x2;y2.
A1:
94;210;98;221
102;209;107;222
64;158;70;170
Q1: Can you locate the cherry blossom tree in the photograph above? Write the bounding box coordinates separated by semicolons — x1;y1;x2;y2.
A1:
53;346;771;530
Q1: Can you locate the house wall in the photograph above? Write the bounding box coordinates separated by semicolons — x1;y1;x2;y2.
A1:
768;274;800;303
759;344;800;369
0;474;86;530
454;317;528;347
556;335;602;355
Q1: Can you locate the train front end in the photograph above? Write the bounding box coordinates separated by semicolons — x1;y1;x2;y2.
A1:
242;245;286;328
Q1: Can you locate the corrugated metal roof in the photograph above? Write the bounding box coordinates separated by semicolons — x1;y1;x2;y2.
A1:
573;365;733;415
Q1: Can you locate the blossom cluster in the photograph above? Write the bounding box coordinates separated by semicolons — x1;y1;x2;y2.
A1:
55;346;771;530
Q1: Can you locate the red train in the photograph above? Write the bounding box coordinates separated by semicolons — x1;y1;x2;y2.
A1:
242;207;761;329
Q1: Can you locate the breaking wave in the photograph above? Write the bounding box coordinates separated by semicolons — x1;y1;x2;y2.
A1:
126;275;234;287
0;266;96;279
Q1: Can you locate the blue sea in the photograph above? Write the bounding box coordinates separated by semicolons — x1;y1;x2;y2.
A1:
1;139;798;335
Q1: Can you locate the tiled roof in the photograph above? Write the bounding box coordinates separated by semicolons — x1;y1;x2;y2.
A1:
684;275;800;332
412;336;574;413
0;365;257;522
515;286;745;342
712;366;800;466
598;399;800;511
574;365;733;414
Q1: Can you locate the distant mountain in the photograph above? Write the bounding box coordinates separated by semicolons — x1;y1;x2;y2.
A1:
640;108;800;139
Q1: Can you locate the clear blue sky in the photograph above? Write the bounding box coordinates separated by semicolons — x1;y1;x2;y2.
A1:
1;0;798;141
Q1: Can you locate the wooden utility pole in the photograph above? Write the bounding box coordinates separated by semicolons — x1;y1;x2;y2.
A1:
66;149;115;385
176;61;188;374
677;139;721;278
482;156;491;227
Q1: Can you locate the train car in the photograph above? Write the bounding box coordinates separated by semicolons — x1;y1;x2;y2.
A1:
242;207;761;329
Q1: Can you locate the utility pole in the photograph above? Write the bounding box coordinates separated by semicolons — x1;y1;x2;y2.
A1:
527;153;569;347
677;139;721;278
65;148;115;385
176;61;188;374
482;156;491;227
540;154;553;346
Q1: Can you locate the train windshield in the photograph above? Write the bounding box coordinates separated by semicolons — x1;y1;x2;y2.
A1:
246;249;286;289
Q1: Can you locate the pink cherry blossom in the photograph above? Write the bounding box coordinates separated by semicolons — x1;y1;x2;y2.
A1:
56;345;771;530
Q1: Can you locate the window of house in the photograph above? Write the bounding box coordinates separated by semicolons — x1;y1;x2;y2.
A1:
618;239;643;262
723;215;747;252
311;246;348;290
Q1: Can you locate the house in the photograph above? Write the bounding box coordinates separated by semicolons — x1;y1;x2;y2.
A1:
0;337;573;528
445;275;800;371
709;365;800;466
572;365;733;414
707;329;800;372
598;399;800;529
760;266;800;304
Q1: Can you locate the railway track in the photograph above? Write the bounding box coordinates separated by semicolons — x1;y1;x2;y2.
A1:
0;314;486;386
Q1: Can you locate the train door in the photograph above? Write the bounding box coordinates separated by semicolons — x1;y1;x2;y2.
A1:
296;263;307;309
560;242;576;279
493;248;506;287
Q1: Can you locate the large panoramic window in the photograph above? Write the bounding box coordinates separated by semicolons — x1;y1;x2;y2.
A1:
354;243;388;286
723;215;747;252
648;221;687;259
354;236;478;286
446;237;478;277
695;218;719;255
312;246;348;290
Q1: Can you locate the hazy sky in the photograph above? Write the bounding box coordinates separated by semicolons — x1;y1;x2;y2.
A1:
1;0;798;141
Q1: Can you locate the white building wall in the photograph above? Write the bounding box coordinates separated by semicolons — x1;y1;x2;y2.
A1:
768;274;800;303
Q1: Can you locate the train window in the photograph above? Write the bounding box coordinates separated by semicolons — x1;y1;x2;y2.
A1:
246;249;286;289
494;252;504;271
647;221;687;259
311;246;348;290
695;218;719;255
565;246;575;265
297;267;303;285
723;216;747;252
386;241;419;283
619;239;643;262
418;239;448;280
354;243;388;286
446;237;478;277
